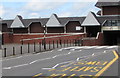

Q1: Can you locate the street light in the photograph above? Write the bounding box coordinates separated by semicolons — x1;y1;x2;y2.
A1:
43;25;46;50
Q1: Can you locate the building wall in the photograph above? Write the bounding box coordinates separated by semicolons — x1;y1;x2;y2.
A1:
47;27;64;33
3;33;86;44
102;6;120;15
66;21;84;33
30;22;44;33
13;28;28;33
82;32;104;46
2;24;12;32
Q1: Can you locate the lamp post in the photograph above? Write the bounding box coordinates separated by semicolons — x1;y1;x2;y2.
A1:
43;25;46;50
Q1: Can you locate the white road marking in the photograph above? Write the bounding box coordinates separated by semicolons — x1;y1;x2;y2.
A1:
3;64;28;69
42;61;74;70
76;58;79;61
92;53;95;56
70;49;75;51
103;50;107;53
68;52;71;54
2;50;55;61
42;68;53;70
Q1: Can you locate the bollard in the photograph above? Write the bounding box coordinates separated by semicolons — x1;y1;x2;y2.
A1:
20;46;23;54
13;47;15;55
4;48;7;57
44;40;46;51
28;43;30;53
34;42;36;52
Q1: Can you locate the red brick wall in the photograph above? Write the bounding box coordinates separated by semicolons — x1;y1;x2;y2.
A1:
82;32;104;46
3;33;86;44
3;33;13;44
3;32;104;46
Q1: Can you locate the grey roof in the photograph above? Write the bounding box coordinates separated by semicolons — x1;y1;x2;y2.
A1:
81;12;100;26
95;0;120;8
46;14;63;27
1;14;120;28
11;15;25;28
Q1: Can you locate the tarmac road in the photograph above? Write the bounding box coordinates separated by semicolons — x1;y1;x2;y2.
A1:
2;46;119;78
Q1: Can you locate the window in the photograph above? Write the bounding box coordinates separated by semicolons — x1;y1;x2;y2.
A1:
103;20;120;26
76;26;82;30
111;20;116;26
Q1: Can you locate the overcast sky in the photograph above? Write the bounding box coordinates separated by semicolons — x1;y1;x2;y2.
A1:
0;0;100;19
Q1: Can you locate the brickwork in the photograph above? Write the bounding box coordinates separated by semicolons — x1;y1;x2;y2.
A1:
3;33;86;44
82;32;104;46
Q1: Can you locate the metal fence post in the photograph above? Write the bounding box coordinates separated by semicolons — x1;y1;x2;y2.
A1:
4;48;6;57
13;47;15;55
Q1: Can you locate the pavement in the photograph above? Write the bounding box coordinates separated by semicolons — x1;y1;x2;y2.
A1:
1;46;119;78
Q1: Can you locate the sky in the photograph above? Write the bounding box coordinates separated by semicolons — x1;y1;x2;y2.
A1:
0;0;100;20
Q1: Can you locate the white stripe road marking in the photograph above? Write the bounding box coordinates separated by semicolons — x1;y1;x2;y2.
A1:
2;50;55;61
3;64;29;69
42;61;74;70
3;52;75;70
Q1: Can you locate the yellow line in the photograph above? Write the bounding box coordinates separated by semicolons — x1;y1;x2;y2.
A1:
33;73;42;77
93;50;119;78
